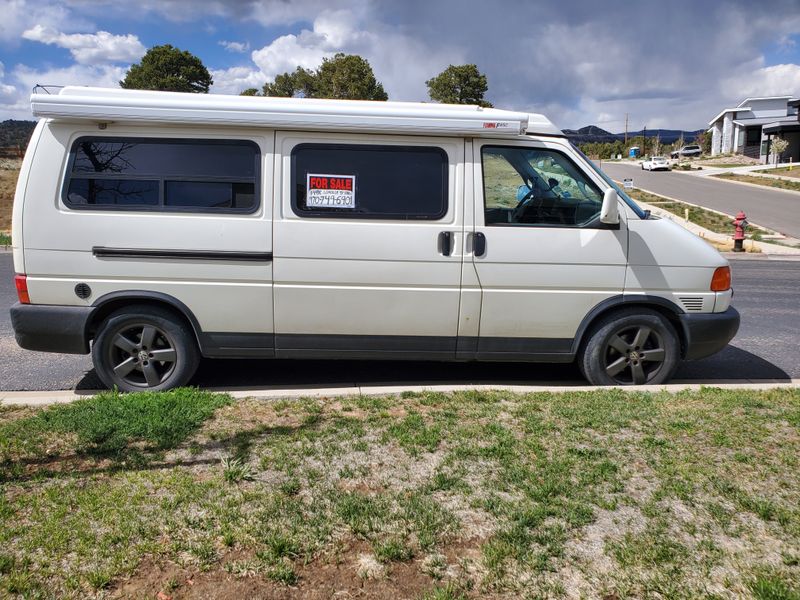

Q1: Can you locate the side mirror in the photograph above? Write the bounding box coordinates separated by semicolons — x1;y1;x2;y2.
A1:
600;188;620;225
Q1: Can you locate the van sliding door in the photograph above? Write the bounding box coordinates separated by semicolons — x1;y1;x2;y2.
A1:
272;132;465;359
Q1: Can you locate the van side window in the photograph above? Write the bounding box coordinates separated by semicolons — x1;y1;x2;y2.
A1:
63;138;260;213
482;146;603;227
291;144;448;220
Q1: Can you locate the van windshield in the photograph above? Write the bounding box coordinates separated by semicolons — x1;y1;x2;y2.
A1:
570;142;649;219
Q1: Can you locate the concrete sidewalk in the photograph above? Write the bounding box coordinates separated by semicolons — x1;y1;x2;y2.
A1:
3;380;800;406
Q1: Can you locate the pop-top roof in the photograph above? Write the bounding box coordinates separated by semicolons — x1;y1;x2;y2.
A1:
30;86;563;137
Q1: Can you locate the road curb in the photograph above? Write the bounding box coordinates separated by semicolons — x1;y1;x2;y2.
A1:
2;380;800;406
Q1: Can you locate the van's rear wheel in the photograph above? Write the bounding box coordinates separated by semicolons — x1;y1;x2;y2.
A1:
92;306;199;392
580;308;680;386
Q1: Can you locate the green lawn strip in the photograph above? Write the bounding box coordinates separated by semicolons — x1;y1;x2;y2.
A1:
755;166;800;180
0;388;798;598
698;163;753;169
620;185;773;237
714;172;800;193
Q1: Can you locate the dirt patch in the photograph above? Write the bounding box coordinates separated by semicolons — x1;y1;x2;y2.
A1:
112;537;484;600
697;155;760;167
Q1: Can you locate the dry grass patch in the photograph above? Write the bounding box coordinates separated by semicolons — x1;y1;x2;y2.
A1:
0;161;19;233
714;172;800;193
0;388;799;598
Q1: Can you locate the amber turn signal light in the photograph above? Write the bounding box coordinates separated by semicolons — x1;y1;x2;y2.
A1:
14;274;30;304
710;266;731;292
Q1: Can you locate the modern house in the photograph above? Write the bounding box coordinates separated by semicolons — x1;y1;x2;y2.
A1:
708;96;799;163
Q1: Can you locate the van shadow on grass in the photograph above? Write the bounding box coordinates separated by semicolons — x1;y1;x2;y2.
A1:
0;389;307;484
0;423;301;485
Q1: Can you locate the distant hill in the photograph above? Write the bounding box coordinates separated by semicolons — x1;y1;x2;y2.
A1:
564;126;704;144
0;120;37;151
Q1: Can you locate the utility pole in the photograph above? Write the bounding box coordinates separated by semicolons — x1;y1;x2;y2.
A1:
624;113;628;146
643;125;647;156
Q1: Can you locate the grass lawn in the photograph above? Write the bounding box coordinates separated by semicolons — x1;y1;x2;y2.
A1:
713;173;800;193
755;167;800;180
0;387;799;599
618;186;772;240
698;163;750;169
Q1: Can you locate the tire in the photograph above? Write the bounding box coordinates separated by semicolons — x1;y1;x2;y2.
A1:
579;308;680;386
92;305;200;392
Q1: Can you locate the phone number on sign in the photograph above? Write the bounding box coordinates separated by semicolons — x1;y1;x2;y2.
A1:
307;192;355;207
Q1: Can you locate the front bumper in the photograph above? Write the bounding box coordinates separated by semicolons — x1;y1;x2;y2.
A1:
679;307;740;360
10;302;93;354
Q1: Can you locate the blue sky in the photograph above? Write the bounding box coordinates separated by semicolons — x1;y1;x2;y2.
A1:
1;0;799;130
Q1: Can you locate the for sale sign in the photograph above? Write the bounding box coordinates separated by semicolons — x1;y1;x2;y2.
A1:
306;174;356;208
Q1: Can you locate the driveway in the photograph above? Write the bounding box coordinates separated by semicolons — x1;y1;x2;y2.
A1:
599;161;800;238
1;252;798;391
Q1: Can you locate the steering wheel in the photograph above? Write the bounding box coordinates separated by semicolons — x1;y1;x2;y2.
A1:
512;185;537;222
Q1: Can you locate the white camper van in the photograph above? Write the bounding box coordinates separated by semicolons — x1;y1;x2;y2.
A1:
10;87;739;391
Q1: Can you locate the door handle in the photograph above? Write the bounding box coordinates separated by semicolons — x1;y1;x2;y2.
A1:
439;231;453;256
473;232;486;257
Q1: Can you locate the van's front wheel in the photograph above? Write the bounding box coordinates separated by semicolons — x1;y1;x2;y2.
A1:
580;309;680;386
92;306;199;392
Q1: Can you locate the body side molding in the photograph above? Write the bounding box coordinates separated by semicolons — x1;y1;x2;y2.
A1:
92;247;273;262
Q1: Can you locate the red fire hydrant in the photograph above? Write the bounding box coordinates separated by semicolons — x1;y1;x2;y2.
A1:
732;210;748;252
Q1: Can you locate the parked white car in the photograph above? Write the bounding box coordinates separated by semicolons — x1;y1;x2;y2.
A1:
641;156;670;171
10;87;739;390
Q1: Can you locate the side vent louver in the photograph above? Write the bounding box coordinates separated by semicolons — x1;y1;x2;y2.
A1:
679;297;704;312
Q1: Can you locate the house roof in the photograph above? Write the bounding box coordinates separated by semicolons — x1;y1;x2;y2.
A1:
710;96;798;126
31;86;563;137
709;107;749;125
737;96;793;107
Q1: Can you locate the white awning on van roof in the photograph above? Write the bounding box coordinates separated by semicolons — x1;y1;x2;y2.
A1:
31;86;563;137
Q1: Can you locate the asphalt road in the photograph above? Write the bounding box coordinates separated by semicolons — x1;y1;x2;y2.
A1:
1;252;798;391
599;162;800;239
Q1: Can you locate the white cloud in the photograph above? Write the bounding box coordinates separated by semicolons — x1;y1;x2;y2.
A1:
13;63;126;91
0;0;91;43
210;66;265;95
1;62;126;119
243;8;459;101
722;64;800;100
219;40;249;53
21;25;144;64
0;63;18;102
250;28;335;81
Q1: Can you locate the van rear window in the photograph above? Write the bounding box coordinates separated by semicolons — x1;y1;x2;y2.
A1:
291;144;448;220
63;137;260;213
